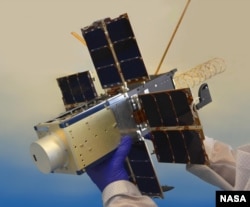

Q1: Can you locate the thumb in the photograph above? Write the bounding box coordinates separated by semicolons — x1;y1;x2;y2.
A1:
113;136;132;164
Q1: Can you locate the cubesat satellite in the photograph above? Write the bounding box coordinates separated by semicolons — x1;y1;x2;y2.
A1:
30;13;217;198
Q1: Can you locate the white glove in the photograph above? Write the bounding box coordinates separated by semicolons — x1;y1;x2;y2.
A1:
186;136;250;190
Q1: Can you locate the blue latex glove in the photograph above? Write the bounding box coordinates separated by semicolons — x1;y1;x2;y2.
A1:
86;135;132;191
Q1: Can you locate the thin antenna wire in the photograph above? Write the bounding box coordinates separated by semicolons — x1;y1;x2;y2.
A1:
154;0;191;75
71;32;86;46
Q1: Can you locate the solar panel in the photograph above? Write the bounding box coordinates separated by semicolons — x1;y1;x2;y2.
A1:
81;13;149;89
126;141;163;198
138;88;209;165
57;71;97;110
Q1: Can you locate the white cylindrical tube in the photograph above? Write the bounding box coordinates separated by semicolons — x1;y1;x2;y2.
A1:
30;134;68;174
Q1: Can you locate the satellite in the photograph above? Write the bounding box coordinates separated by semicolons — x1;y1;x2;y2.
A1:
30;6;225;198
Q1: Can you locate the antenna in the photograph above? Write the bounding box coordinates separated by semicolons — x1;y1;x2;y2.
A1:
71;32;86;46
154;0;191;75
173;58;226;89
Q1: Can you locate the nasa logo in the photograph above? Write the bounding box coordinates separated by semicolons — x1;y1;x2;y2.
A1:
216;191;250;207
220;195;246;202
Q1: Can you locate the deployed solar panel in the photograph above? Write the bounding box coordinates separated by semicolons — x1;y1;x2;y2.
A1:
126;141;163;198
81;13;149;89
138;88;209;165
57;71;97;110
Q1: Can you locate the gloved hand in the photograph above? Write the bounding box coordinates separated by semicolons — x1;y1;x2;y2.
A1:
86;135;132;191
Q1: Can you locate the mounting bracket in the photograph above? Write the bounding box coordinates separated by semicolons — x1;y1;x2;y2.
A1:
196;83;212;110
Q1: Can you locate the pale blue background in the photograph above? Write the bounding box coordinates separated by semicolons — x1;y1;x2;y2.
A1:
1;0;249;206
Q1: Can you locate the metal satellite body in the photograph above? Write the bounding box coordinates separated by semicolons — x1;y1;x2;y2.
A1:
30;13;213;198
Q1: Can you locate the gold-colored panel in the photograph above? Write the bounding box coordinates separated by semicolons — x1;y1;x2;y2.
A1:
65;107;121;170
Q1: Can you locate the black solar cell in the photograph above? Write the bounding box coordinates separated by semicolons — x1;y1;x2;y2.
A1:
57;76;75;105
106;15;134;41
